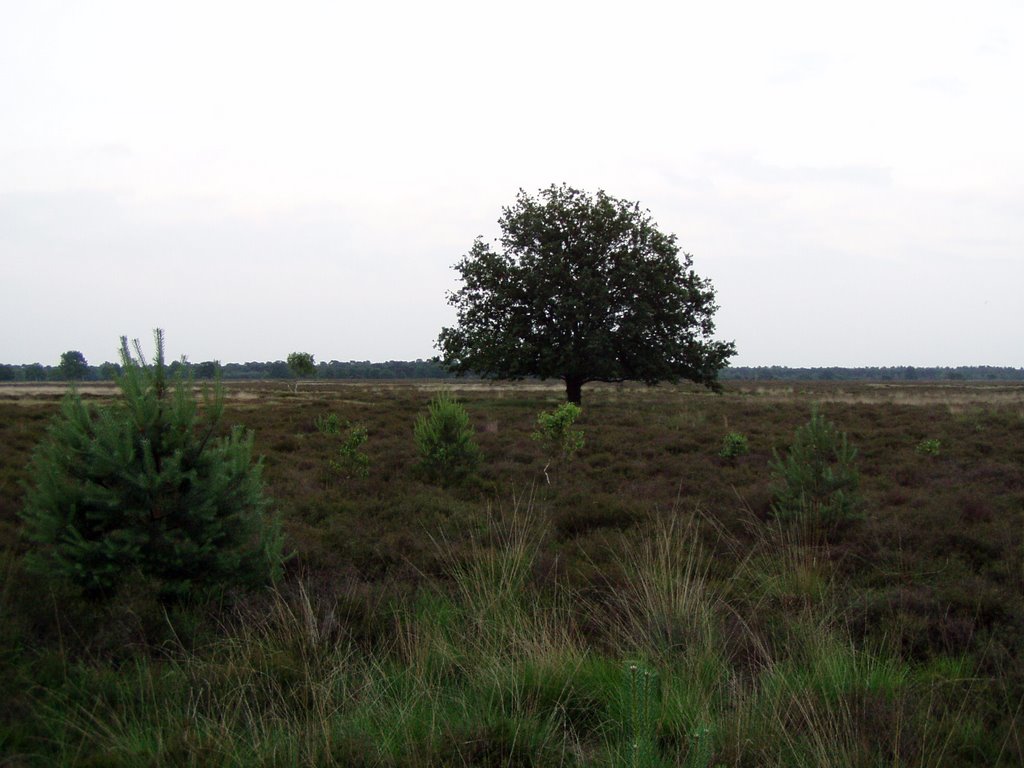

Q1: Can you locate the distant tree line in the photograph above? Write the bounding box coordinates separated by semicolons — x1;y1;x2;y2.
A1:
719;366;1024;382
0;358;456;382
2;358;1022;384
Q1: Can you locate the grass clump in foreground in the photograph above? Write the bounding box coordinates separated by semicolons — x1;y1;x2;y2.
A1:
8;497;994;767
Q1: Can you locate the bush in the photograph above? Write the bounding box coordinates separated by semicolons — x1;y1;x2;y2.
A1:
719;431;750;460
19;330;284;599
330;423;370;479
316;412;370;479
531;402;585;484
769;408;861;527
916;438;941;456
532;403;585;460
314;412;342;435
413;391;481;486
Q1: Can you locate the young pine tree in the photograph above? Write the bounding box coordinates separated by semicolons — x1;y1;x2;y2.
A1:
769;408;861;528
20;330;284;599
413;390;481;487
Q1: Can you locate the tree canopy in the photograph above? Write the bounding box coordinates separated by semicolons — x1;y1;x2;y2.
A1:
59;350;88;381
437;184;736;403
287;352;316;378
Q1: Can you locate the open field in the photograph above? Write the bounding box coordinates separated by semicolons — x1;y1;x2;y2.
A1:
2;379;1023;766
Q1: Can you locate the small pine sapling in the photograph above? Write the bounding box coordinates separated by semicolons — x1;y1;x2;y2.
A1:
20;329;284;599
413;390;481;487
769;408;861;529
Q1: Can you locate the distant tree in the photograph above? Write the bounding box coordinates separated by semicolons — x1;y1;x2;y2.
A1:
437;184;736;404
287;352;316;392
0;364;15;382
59;350;88;381
20;329;284;599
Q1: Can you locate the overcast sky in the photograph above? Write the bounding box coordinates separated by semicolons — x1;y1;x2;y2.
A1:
2;0;1021;368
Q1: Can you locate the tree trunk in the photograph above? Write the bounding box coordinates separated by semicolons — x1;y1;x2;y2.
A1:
565;377;584;406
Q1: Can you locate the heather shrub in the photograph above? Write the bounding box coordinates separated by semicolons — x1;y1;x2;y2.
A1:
413;390;481;486
19;330;284;599
769;409;861;527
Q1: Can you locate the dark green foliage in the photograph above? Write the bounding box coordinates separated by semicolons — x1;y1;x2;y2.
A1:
22;362;46;381
19;330;284;598
770;409;861;527
413;390;481;486
437;184;736;404
97;361;121;380
58;350;88;381
193;360;221;380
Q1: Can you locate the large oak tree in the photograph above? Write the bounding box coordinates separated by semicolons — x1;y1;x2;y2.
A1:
437;184;736;404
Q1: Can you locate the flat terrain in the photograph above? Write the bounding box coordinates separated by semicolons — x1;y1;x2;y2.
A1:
2;379;1023;766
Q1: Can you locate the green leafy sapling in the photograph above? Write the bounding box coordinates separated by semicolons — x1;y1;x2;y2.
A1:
330;424;370;479
532;402;585;483
286;351;315;393
719;431;750;460
315;412;369;480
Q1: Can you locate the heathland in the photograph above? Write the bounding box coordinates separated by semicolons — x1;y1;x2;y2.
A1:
1;379;1022;766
